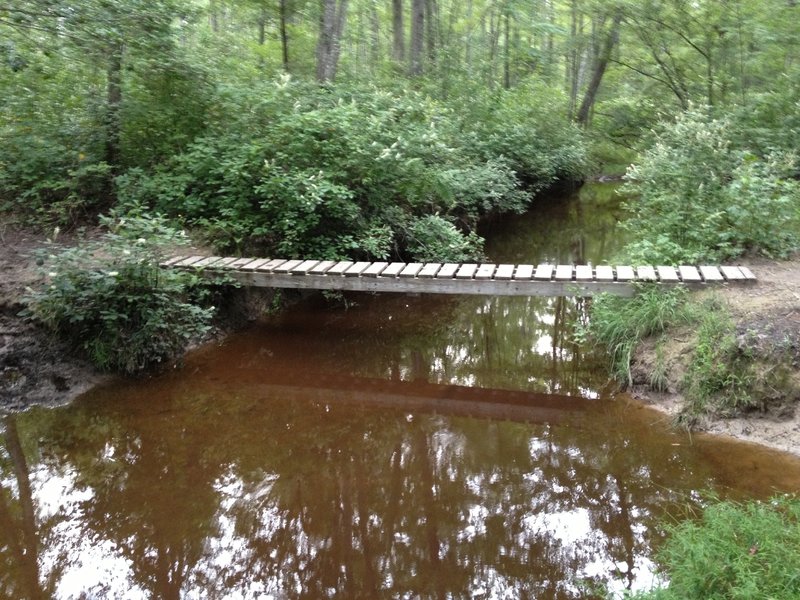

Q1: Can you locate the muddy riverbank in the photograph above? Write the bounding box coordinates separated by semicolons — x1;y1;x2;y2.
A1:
630;255;800;456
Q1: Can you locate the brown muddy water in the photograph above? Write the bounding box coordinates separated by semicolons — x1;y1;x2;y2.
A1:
2;184;800;599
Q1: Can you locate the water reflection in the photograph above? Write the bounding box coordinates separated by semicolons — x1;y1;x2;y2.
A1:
4;373;800;599
3;183;800;598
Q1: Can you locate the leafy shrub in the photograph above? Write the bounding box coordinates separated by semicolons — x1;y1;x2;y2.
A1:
634;496;800;600
26;211;214;374
404;215;484;262
622;108;800;264
117;78;587;260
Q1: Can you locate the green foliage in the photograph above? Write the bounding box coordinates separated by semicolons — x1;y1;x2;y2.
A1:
585;286;690;385
682;300;756;417
404;215;484;262
26;211;214;374
634;496;800;600
461;81;589;187
118;79;583;259
622;108;800;264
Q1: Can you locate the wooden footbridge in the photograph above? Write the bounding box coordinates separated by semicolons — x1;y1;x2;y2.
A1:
162;255;757;297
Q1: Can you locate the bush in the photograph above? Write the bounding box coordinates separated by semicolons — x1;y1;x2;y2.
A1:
26;211;214;374
117;78;587;260
404;215;484;262
622;108;800;264
634;496;800;600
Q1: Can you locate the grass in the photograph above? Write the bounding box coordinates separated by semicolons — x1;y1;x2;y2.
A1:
632;496;800;600
586;284;691;386
681;299;757;419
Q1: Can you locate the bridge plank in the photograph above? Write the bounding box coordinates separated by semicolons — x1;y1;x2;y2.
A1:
595;265;614;281
554;265;573;281
363;262;389;277
209;257;240;269
456;264;478;279
739;266;757;281
161;255;188;267
380;262;406;278
400;263;424;278
194;256;227;268
575;265;593;281
326;261;354;275
656;266;680;282
273;259;303;273
418;263;442;278
436;263;460;279
291;260;320;274
344;262;372;276
494;264;515;280
240;258;271;271
720;266;745;281
514;264;534;280
678;265;702;282
308;260;336;274
175;256;208;268
475;264;496;280
699;265;724;282
229;257;260;270
533;264;553;280
615;266;635;281
636;266;657;281
256;259;288;272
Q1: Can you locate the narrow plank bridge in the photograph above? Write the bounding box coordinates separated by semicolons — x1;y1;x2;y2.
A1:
162;255;757;297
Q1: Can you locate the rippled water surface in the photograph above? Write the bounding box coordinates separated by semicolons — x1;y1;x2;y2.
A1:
3;184;800;599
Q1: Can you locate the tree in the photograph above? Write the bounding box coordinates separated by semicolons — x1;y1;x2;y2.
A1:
317;0;349;81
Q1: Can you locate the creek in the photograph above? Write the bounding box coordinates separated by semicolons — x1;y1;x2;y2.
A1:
2;183;800;599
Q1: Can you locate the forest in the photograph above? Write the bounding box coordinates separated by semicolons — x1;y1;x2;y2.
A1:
3;2;800;598
2;0;798;262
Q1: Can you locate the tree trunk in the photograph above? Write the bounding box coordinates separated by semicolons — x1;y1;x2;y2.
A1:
316;0;349;82
409;0;424;75
392;0;405;61
503;9;510;89
576;11;621;127
209;0;219;33
369;0;380;65
279;0;290;71
425;0;437;63
105;42;124;169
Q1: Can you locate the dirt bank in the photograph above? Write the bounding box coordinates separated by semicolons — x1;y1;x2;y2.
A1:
0;225;107;410
629;256;800;457
0;224;285;411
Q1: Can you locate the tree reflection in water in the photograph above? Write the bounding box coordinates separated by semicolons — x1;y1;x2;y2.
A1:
3;376;800;599
2;183;799;598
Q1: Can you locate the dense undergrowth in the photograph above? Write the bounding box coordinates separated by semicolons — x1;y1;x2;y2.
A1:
588;107;800;421
26;211;216;374
3;77;586;262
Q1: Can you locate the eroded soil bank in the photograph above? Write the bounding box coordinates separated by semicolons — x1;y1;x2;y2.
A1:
0;226;105;410
630;255;800;456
